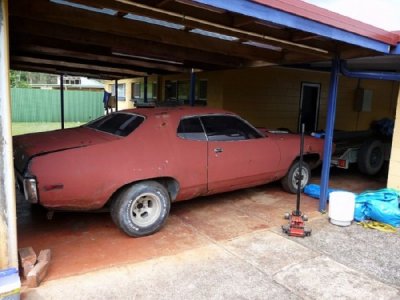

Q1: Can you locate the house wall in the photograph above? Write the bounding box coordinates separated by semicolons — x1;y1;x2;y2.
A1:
388;91;400;190
218;66;398;131
104;76;159;110
106;66;398;133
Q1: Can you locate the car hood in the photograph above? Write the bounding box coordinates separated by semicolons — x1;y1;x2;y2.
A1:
13;127;118;173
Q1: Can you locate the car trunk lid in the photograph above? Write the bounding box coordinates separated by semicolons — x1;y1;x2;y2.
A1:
13;127;118;173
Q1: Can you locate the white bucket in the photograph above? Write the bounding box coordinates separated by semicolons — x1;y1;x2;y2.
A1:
329;191;356;226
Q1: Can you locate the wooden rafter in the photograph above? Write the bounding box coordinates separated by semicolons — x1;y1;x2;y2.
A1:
10;17;249;69
10;0;283;62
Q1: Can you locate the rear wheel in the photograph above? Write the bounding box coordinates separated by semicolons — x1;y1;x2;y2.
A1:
357;139;384;175
111;181;170;237
281;161;311;194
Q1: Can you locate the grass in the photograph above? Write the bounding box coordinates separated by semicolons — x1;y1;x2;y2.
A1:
12;122;83;136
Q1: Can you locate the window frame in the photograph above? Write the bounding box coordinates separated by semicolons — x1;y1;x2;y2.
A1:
176;114;264;142
132;82;141;100
111;83;126;101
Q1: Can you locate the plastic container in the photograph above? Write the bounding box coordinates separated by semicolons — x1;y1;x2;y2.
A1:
329;191;356;226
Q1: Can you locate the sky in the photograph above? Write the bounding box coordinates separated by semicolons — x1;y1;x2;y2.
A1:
302;0;400;31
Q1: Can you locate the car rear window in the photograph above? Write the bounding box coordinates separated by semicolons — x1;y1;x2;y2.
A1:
85;113;144;137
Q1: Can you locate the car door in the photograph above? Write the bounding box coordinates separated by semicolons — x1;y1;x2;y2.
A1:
202;115;280;194
173;116;208;200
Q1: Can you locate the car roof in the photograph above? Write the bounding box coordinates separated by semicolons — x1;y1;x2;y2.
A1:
121;106;235;118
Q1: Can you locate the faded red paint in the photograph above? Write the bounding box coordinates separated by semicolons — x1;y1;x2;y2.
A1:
252;0;398;45
13;107;324;211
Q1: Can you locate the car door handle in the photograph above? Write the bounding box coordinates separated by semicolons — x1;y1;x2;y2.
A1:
214;148;223;153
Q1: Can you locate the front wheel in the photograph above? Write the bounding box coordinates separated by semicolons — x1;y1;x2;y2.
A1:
111;181;171;237
281;161;311;194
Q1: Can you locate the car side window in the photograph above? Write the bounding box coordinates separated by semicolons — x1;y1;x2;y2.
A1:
201;115;263;141
177;117;207;141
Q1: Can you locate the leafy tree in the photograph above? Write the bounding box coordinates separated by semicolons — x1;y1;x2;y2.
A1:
10;70;30;88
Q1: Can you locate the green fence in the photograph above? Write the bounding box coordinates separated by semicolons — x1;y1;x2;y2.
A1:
11;88;104;122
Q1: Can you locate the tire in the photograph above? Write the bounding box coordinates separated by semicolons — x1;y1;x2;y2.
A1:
111;181;171;237
357;139;384;175
281;161;311;194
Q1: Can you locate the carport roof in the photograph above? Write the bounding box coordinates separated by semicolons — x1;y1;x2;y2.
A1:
8;0;400;79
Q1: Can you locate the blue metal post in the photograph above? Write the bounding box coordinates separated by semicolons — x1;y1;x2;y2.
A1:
319;57;340;211
189;68;196;106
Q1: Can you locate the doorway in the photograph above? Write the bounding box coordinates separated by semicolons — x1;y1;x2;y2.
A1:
298;82;321;133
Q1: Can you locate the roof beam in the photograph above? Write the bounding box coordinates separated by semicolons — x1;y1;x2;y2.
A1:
11;63;123;80
12;43;188;74
10;17;248;70
193;0;391;53
67;0;329;57
10;0;283;62
12;56;148;77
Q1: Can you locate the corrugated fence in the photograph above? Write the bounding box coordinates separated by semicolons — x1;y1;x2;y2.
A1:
11;88;104;122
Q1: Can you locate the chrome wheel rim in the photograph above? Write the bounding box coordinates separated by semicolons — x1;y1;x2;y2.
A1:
130;193;162;227
291;166;309;190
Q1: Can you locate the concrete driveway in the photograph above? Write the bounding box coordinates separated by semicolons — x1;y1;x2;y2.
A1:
18;168;400;299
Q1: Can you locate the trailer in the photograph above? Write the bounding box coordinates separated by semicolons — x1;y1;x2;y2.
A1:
330;128;392;176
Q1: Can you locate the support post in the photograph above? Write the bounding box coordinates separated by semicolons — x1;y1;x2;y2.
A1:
115;79;118;111
189;68;196;106
144;76;148;103
0;0;18;270
319;57;340;211
60;74;65;129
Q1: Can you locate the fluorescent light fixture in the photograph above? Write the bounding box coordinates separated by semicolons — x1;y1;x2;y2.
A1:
124;13;185;30
243;41;282;51
50;0;117;15
112;52;184;65
190;28;239;41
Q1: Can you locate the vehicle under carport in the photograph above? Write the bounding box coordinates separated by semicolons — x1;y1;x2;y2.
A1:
1;0;400;293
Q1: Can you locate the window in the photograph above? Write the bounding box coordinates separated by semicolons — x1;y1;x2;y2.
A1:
177;117;206;140
63;77;81;85
197;80;207;101
132;81;158;102
151;82;158;100
200;115;263;141
178;81;189;101
165;81;178;100
85;113;144;137
132;82;141;99
111;83;126;101
165;79;208;104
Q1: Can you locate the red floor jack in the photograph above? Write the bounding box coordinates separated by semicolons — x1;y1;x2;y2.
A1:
282;124;311;237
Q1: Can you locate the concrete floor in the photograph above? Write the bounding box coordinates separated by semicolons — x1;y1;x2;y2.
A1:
17;167;399;299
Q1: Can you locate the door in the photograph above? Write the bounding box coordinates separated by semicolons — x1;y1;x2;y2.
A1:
201;115;280;194
298;83;321;133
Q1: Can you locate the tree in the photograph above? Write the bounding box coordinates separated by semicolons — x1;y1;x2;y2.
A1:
10;70;30;88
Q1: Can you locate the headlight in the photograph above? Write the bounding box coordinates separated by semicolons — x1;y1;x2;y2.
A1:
23;178;38;204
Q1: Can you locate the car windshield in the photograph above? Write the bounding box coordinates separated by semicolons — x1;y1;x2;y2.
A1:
85;112;144;137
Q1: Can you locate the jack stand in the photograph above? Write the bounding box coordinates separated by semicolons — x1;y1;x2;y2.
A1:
282;123;311;237
282;211;311;237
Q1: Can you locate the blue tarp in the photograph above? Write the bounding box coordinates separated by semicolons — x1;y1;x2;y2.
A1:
304;184;400;227
355;189;400;227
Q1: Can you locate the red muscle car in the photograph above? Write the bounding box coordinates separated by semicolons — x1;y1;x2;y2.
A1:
13;107;324;237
